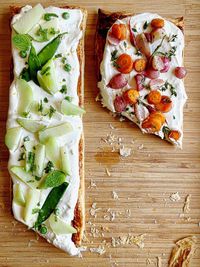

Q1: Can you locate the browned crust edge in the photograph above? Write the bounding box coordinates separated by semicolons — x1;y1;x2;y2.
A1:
10;5;87;247
95;9;184;81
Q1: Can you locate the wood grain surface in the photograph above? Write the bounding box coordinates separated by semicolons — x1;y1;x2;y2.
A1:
0;0;200;266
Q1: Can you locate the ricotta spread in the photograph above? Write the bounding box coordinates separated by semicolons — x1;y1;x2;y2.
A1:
98;13;187;147
7;5;84;256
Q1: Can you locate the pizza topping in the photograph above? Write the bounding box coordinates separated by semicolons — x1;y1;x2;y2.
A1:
151;28;166;42
114;95;127;112
174;67;187;79
151;18;165;29
134;58;147;72
111;24;127;41
135;33;151;58
116;53;133;74
160;57;170;73
151;55;164;71
168;130;181;141
144;68;160;79
147;90;162;104
107;73;128;89
155;95;172;113
149;79;165;90
142;111;165;132
123;89;139;104
135;74;145;91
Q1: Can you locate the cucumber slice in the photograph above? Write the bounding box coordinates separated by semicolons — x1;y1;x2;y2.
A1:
10;166;38;189
12;4;45;34
17;118;46;133
29;18;59;42
60;147;71;176
49;214;77;235
45;137;60;169
24;188;40;225
17;79;34;116
13;183;26;207
37;59;58;95
61;100;86;116
5;127;22;151
38;122;73;143
33;144;45;177
24;140;35;172
38;170;66;189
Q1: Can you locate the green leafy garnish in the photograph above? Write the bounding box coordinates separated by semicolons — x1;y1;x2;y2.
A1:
132;27;137;33
161;81;177;97
165;46;177;60
64;96;72;102
27;151;35;172
44;161;54;173
18;152;25;161
38;170;66;189
44;13;58;21
111;49;118;61
32;208;40;214
19;51;27;58
55;53;62;58
63;63;71;72
38;224;48;234
48;106;56;118
23;136;30;142
162;126;170;135
43;97;48;103
143;21;149;30
12;34;31;51
20;67;30;82
38;100;43;113
169;34;177;42
60;84;67;94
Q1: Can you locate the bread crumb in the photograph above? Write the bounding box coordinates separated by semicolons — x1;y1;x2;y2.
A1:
170;192;181;202
105;168;111;177
88;179;97;189
138;144;144;150
112;191;119;200
90;245;106;255
95;93;101;102
157;256;162;267
89;203;101;218
109;124;116;130
104;208;117;221
119;146;131;157
111;233;146;249
183;194;191;213
146;258;152;264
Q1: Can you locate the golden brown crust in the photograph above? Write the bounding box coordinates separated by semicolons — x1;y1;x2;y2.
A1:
95;9;184;80
10;5;87;247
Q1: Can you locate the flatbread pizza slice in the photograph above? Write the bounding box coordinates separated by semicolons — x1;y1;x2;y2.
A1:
5;4;87;256
96;9;187;147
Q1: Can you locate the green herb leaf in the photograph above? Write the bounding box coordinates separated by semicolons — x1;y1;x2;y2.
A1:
64;96;72;102
169;34;177;42
111;49;118;61
44;13;58;21
48;106;56;118
60;84;67;94
132;28;137;33
38;224;48;234
38;100;43;112
162;126;171;135
23;136;30;142
44;161;54;173
32;208;40;214
38;170;66;189
12;34;31;51
63;63;71;72
161;81;177;97
143;21;149;30
18;152;25;161
43;97;48;103
27;151;35;172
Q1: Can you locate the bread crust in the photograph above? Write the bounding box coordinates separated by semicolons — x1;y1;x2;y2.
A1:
10;5;87;247
95;9;184;80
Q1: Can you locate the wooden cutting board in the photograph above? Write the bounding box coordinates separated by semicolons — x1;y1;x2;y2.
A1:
0;0;200;266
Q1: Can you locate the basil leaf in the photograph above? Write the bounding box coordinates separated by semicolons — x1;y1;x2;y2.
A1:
12;34;31;51
38;170;66;189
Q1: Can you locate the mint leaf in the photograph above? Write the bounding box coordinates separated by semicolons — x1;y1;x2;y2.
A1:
12;34;31;51
38;170;66;189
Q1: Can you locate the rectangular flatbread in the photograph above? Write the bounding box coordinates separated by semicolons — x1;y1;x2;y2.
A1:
96;9;187;147
6;4;87;256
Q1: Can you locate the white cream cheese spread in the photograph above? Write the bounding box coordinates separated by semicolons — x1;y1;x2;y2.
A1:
6;4;84;256
98;13;187;147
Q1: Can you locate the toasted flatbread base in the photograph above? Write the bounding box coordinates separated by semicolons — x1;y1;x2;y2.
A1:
10;5;87;247
95;9;184;81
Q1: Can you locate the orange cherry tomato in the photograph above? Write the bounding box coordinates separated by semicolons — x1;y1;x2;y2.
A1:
147;90;162;105
134;58;147;72
123;89;139;104
112;24;127;40
142;116;162;132
150;111;165;124
155;95;172;113
116;53;134;74
151;18;164;29
168;130;181;141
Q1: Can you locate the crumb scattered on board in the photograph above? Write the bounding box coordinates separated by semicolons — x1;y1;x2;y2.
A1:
156;256;162;267
111;234;146;249
90;245;106;255
119;146;132;157
170;192;181;202
112;191;119;200
183;194;191;213
168;236;197;267
89;203;101;218
105;167;111;176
